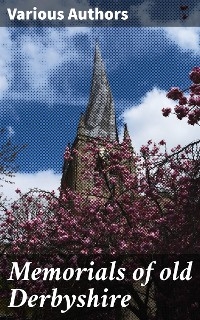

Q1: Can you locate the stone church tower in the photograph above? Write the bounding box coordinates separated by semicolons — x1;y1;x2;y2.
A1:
61;43;132;193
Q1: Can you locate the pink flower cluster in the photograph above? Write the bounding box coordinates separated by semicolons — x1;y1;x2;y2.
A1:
1;138;199;258
163;67;200;125
189;67;200;84
1;137;199;319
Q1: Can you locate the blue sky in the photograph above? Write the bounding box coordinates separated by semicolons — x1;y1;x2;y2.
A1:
1;27;200;199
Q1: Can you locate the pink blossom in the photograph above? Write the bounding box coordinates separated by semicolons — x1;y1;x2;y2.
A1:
166;87;183;100
162;108;171;117
189;67;200;84
190;84;200;94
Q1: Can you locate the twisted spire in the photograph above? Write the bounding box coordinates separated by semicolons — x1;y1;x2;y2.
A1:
84;43;117;141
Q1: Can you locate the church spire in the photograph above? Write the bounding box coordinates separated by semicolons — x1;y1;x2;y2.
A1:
84;42;117;141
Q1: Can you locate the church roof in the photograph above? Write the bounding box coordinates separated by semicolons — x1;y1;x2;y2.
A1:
83;43;118;141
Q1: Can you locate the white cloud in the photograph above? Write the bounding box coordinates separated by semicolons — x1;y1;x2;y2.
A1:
1;170;61;203
163;27;200;55
66;27;91;37
0;75;8;92
122;87;199;152
1;27;92;104
7;126;15;137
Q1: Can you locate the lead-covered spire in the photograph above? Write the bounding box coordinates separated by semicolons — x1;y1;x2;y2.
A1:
84;43;117;141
